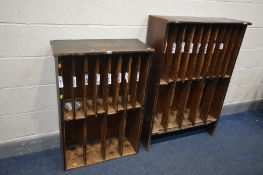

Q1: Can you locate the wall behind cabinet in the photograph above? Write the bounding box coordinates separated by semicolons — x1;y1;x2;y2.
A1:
0;0;262;145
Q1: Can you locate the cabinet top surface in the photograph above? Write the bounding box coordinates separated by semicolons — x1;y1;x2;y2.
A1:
151;15;252;25
50;39;154;57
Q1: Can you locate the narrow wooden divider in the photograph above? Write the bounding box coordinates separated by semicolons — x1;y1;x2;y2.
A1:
170;25;186;81
188;80;206;124
185;25;204;80
199;79;218;123
178;25;195;81
162;26;178;83
200;26;219;78
214;26;233;77
193;25;212;79
220;26;239;77
75;57;85;119
208;26;226;77
225;25;247;76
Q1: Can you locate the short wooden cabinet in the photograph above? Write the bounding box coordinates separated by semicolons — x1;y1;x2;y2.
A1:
141;16;251;150
50;39;153;170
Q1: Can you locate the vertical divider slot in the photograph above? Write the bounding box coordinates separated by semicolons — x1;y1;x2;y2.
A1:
62;57;74;121
82;57;88;165
185;25;204;80
107;56;117;115
85;116;104;165
170;25;186;81
105;113;122;160
72;58;76;119
193;25;212;79
187;80;206;125
200;25;219;78
112;55;122;111
178;25;196;81
119;55;132;110
75;56;85;120
199;79;218;123
167;83;181;131
152;85;168;134
65;120;85;169
123;109;142;156
214;26;233;77
220;25;239;77
118;55;126;111
83;57;88;116
208;78;230;119
104;56;110;114
175;81;192;128
126;55;133;110
160;83;175;131
208;25;227;77
86;57;96;116
91;57;98;116
161;25;178;84
129;54;141;109
137;54;150;106
96;56;107;114
225;25;247;76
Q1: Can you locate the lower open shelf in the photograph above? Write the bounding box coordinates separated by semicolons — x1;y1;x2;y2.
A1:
105;137;121;160
123;137;136;156
65;146;85;170
65;140;138;170
64;108;142;170
86;140;103;165
152;110;217;136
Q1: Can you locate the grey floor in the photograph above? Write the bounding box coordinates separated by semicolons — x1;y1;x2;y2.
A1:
0;110;263;175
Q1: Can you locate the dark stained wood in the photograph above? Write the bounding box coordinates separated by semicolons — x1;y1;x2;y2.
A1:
170;25;186;81
160;83;176;131
193;25;212;79
175;81;191;127
178;25;195;81
161;25;178;83
51;39;153;170
151;15;251;25
51;39;154;57
142;15;251;150
220;26;239;77
214;26;234;77
199;79;218;122
200;26;219;78
208;25;227;77
188;80;206;124
225;25;247;76
141;16;169;149
185;25;204;80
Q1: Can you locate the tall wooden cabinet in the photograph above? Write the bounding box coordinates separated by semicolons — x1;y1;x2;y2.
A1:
141;16;251;150
51;39;154;170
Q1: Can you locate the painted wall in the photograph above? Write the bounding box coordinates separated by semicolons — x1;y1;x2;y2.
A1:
0;0;262;143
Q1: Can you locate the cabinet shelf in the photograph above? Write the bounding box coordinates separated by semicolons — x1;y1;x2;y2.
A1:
51;39;153;170
142;15;250;149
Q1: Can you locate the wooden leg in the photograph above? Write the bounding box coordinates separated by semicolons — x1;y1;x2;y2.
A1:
206;122;217;136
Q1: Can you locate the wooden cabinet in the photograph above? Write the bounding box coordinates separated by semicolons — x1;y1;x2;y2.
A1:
141;16;251;150
50;39;153;170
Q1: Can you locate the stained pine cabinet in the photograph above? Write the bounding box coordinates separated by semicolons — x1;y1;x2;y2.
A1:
51;39;154;170
141;16;251;150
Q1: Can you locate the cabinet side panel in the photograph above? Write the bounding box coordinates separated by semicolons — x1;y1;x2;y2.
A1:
142;16;168;149
55;56;66;170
